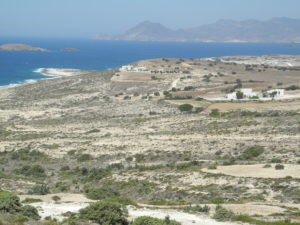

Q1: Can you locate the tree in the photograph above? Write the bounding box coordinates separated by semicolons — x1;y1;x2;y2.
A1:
270;91;277;99
236;91;244;100
178;104;193;112
79;200;128;225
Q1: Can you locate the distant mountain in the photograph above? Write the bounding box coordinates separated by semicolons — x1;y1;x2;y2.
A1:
93;18;300;43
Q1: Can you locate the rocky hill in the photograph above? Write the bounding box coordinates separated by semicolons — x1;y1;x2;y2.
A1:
0;43;48;51
94;17;300;43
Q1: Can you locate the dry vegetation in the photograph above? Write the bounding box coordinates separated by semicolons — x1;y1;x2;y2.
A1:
0;55;300;224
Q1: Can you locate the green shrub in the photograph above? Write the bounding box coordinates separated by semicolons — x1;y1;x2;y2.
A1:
21;198;42;204
85;187;120;200
178;104;193;112
123;96;131;100
275;164;285;170
29;184;49;195
236;91;244;99
0;192;21;213
184;205;210;213
132;216;181;225
263;164;271;168
270;158;282;163
52;196;61;202
20;205;40;220
208;164;217;170
79;200;128;225
77;154;93;162
213;205;234;221
86;129;100;134
0;192;40;220
210;109;220;117
10;148;48;161
285;85;300;90
16;165;46;178
194;107;204;113
240;145;264;160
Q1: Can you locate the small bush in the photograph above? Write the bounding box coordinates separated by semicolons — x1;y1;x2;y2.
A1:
85;187;120;200
178;104;193;112
77;154;92;162
132;216;181;225
210;109;220;117
16;165;46;178
21;198;42;204
270;158;282;163
123;96;131;100
194;107;204;113
208;164;217;170
213;205;234;221
20;205;40;220
240;145;264;160
185;205;210;213
263;164;271;168
86;129;100;134
52;196;61;202
29;184;49;195
275;164;285;170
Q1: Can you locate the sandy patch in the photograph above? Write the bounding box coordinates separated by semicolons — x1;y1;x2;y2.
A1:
202;164;300;178
128;207;239;225
19;193;95;203
30;202;89;220
34;68;83;77
205;100;300;112
223;203;285;216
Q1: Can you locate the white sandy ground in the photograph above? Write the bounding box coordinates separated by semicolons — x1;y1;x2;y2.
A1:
34;68;82;77
202;164;300;178
19;194;240;224
127;207;239;225
27;202;241;225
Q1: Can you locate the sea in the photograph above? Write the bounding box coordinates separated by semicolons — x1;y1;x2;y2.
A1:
0;37;300;86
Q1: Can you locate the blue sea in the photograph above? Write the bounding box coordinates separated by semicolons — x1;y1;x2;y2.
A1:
0;37;299;86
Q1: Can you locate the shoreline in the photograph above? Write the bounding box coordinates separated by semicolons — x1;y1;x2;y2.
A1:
0;68;83;88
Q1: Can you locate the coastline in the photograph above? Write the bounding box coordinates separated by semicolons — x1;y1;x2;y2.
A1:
0;68;83;89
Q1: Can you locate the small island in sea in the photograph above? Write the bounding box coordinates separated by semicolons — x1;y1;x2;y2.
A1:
61;48;80;52
0;43;48;52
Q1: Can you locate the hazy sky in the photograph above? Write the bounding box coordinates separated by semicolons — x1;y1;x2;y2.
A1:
0;0;299;38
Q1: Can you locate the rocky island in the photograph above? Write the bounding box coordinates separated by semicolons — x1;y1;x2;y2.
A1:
0;43;48;52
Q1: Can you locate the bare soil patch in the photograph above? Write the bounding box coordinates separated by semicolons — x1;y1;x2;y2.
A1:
202;164;300;178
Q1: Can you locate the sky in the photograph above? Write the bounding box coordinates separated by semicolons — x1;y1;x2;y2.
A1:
0;0;299;38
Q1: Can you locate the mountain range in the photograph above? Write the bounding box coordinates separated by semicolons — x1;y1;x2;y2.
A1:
93;17;300;43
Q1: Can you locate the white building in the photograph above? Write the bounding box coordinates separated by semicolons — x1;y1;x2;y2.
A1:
121;65;134;71
120;65;147;72
226;88;285;100
226;88;259;100
133;67;147;72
